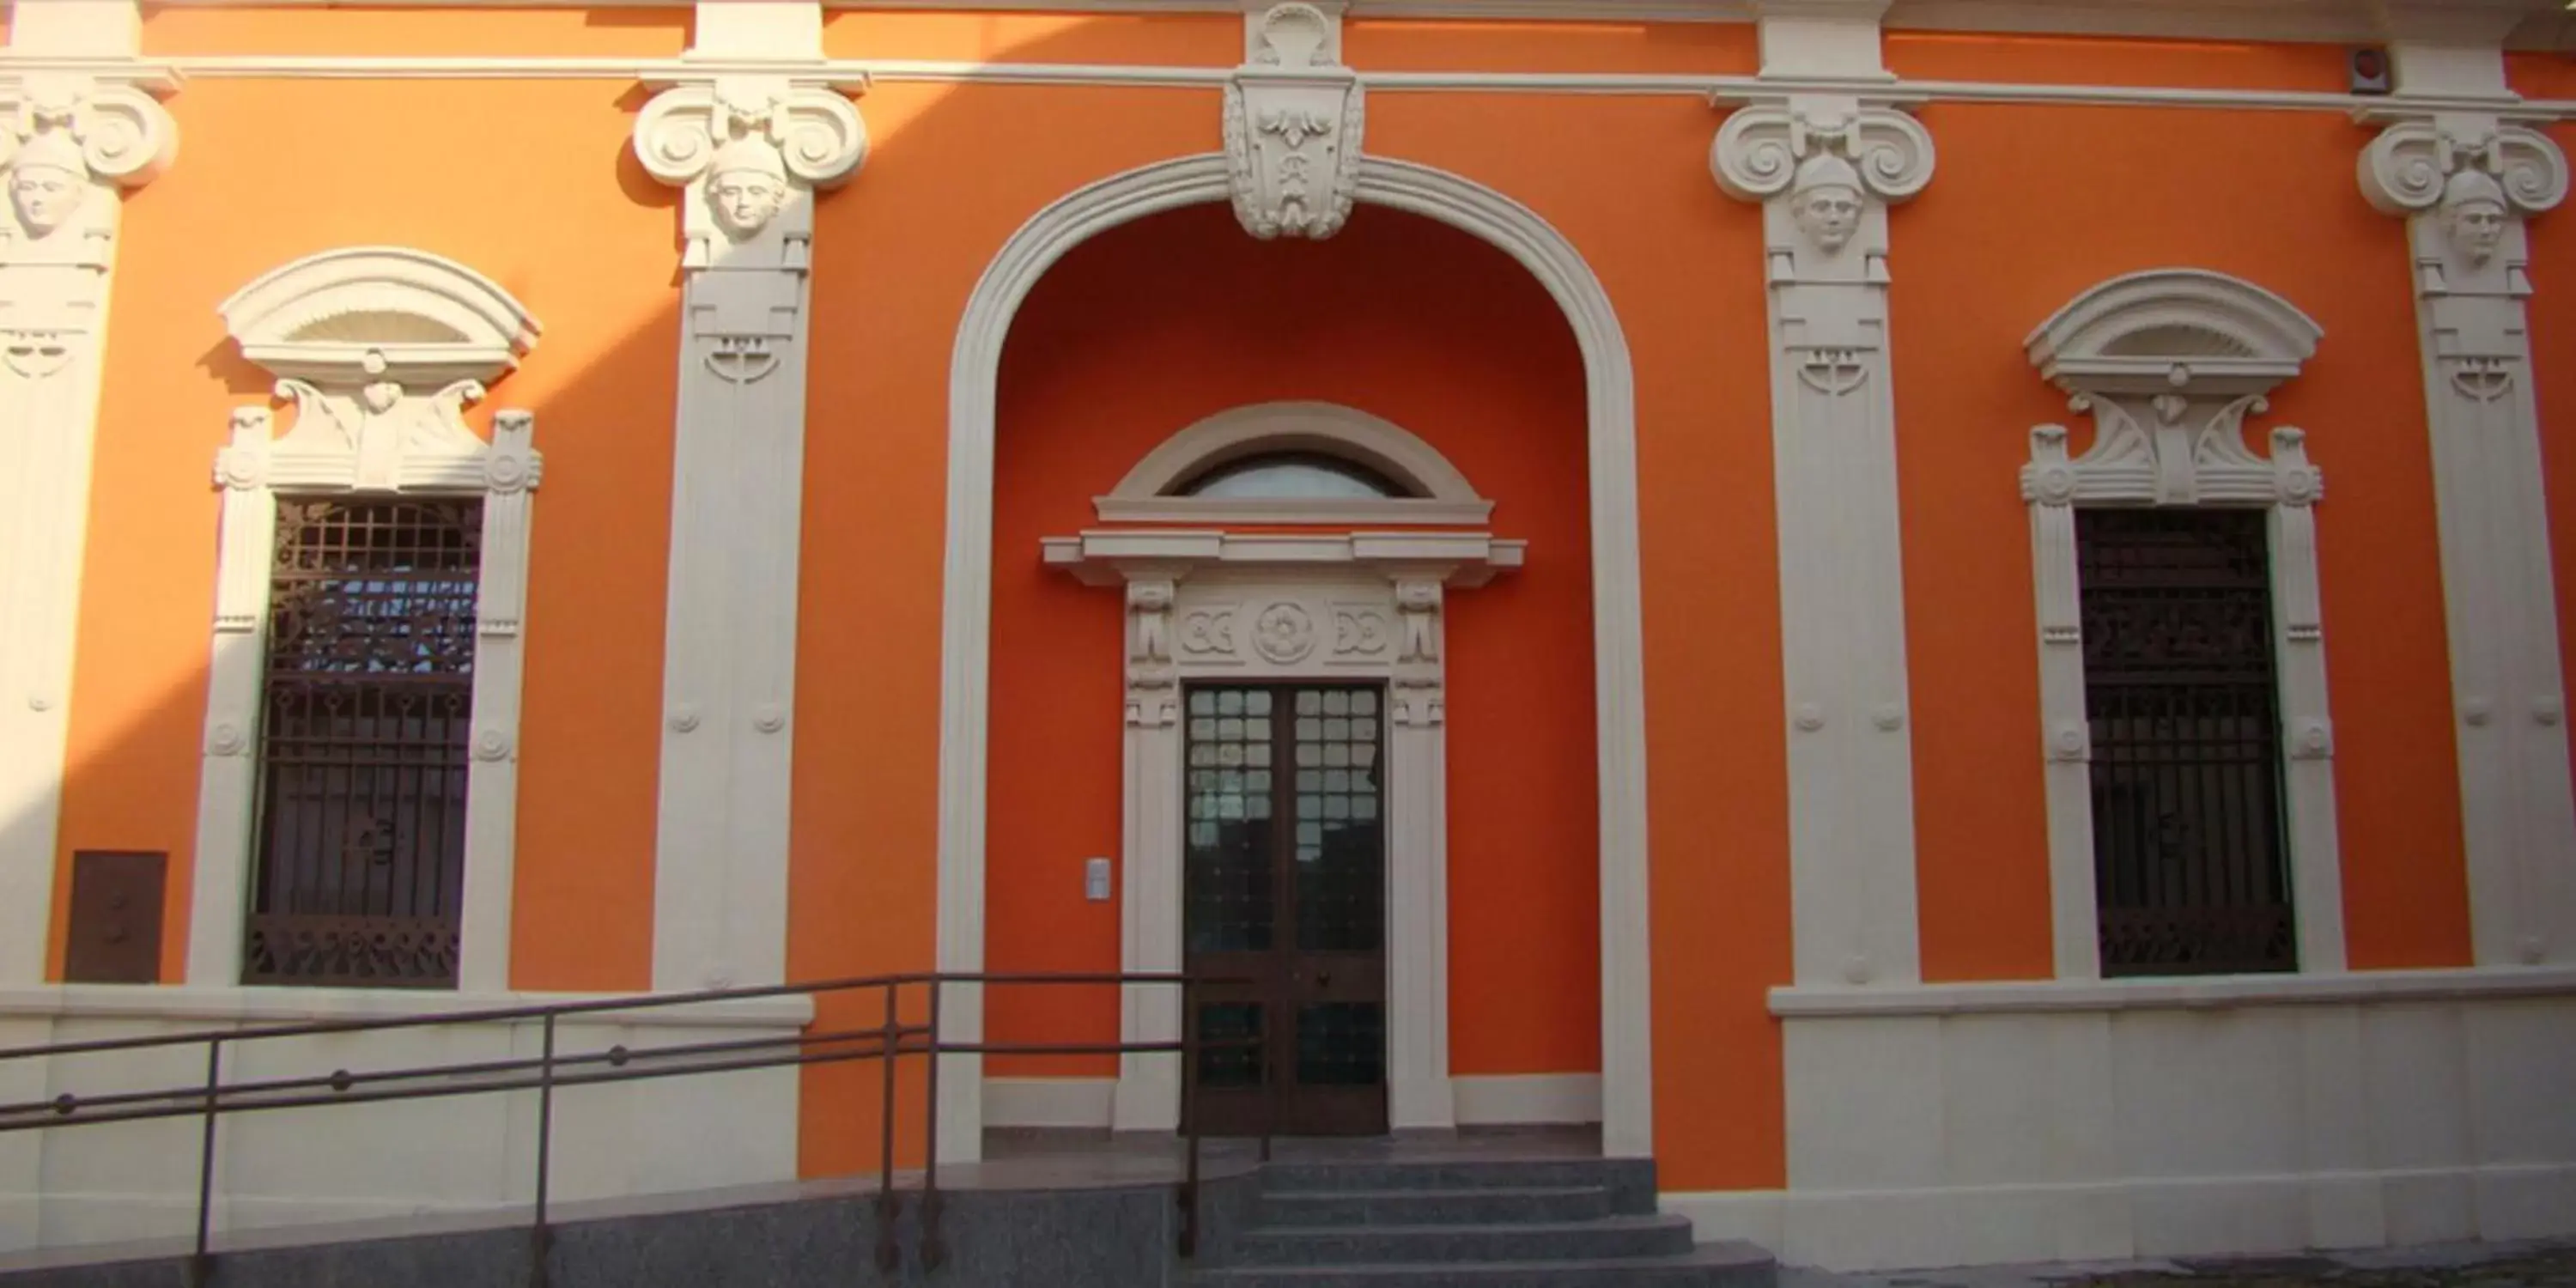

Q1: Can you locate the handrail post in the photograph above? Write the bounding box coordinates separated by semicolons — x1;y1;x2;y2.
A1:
187;1036;222;1288
1179;975;1201;1260
873;981;902;1276
532;1013;557;1288
919;977;946;1272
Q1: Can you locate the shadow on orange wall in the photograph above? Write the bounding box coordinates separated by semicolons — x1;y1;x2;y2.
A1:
982;203;1601;1082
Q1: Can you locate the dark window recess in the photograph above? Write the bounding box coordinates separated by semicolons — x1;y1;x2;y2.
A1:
2079;507;2297;977
244;498;482;989
64;851;167;984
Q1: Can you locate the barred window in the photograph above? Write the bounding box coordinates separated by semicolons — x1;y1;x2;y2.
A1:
244;498;482;989
2078;507;2296;976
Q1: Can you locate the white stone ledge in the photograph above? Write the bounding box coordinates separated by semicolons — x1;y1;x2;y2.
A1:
0;986;815;1032
1770;965;2576;1018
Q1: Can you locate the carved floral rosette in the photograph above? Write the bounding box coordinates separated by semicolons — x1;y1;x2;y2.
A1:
1224;3;1364;240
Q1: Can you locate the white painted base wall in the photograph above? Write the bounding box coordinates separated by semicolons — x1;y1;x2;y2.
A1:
1668;975;2576;1272
0;988;810;1255
985;1073;1602;1131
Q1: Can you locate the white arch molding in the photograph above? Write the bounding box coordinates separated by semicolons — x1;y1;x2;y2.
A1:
936;154;1652;1162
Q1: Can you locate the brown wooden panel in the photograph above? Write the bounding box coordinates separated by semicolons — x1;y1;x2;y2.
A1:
63;851;166;984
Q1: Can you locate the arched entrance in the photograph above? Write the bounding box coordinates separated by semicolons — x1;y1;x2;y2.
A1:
936;154;1650;1163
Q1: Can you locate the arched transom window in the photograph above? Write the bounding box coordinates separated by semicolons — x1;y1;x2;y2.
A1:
1097;402;1491;525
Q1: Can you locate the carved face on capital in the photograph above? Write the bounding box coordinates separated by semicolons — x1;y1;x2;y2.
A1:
708;167;788;240
1792;184;1864;254
2444;195;2509;264
9;163;83;237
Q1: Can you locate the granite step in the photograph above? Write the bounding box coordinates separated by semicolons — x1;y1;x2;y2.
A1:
1183;1240;1779;1287
1256;1159;1658;1208
1230;1213;1698;1267
1258;1184;1619;1227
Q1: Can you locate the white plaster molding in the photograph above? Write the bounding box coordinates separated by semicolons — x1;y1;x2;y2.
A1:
78;0;2576;49
1095;400;1495;526
939;153;1652;1163
2359;110;2576;968
1712;93;1931;990
1224;3;1363;240
634;66;865;993
0;983;816;1028
30;55;2576;121
1720;983;2576;1268
2019;269;2342;979
1045;530;1525;586
190;248;540;991
0;51;176;985
1771;963;2576;1016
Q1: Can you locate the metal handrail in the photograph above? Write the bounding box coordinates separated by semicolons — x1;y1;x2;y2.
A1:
0;970;1255;1286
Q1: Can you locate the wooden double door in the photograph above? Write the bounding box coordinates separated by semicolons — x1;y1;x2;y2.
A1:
1182;683;1389;1137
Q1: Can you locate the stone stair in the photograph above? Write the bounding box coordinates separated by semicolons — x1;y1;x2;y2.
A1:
1183;1157;1777;1287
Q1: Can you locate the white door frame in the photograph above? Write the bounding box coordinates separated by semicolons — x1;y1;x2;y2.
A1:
939;154;1650;1163
1047;531;1522;1133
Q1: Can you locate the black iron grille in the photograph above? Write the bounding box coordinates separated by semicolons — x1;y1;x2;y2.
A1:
2078;507;2296;976
245;498;483;989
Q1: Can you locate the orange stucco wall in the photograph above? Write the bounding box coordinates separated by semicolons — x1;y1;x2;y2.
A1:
48;9;2537;1195
982;202;1600;1081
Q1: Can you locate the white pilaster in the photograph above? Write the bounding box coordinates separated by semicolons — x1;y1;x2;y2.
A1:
1114;576;1184;1132
634;9;865;992
1714;21;1933;985
0;2;175;983
1384;574;1453;1132
2360;84;2576;965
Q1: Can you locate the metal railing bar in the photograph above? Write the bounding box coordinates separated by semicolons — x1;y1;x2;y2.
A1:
0;1026;892;1123
15;972;1263;1280
0;971;1219;1063
0;1036;1260;1135
0;1035;944;1133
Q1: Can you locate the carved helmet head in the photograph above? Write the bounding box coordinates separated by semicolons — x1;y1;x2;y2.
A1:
7;128;88;236
2440;167;2510;264
705;136;791;240
1789;151;1866;254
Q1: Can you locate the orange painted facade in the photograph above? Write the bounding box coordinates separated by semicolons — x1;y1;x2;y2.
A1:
16;4;2576;1230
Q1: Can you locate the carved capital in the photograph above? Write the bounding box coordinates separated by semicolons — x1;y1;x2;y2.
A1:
1224;3;1364;240
2360;114;2566;221
0;70;178;249
634;75;866;264
1712;97;1933;208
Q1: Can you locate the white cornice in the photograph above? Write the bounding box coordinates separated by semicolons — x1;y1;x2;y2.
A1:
77;56;2571;117
116;0;2576;48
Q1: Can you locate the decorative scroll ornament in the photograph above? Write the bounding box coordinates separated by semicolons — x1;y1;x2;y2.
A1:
2020;270;2324;509
1127;579;1179;727
1391;578;1443;726
1711;97;1934;370
634;75;867;349
0;70;178;358
2360;114;2567;403
1224;3;1363;240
